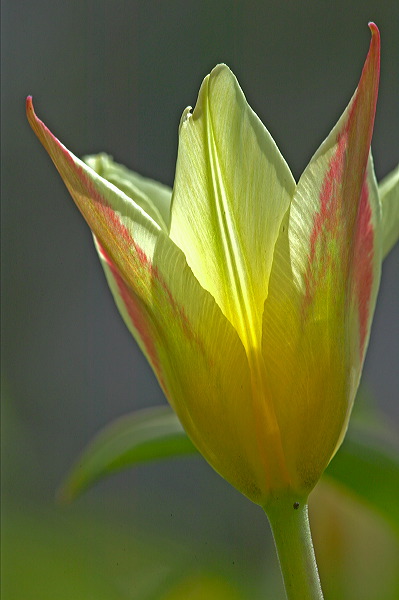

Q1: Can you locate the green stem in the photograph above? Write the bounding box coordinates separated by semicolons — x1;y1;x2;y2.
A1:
265;498;323;600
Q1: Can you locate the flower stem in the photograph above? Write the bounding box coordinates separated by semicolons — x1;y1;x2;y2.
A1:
265;498;323;600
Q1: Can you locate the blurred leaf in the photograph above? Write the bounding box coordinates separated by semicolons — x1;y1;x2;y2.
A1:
60;406;197;502
62;405;399;536
324;420;399;534
160;573;244;600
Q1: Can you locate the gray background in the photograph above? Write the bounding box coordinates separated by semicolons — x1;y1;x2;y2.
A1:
2;1;398;598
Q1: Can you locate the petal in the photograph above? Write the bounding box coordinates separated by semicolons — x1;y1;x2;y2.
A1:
84;153;172;230
262;24;381;493
94;238;269;502
170;65;295;351
379;164;399;259
290;23;381;363
27;98;273;504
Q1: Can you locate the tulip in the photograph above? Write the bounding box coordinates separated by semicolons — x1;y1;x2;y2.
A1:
27;23;398;598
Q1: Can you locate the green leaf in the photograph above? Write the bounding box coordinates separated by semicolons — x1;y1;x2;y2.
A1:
324;420;399;534
59;406;197;503
61;405;399;536
379;164;399;259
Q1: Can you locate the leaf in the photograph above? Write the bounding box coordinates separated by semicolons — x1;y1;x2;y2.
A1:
379;164;399;259
59;406;197;503
324;419;399;534
61;404;399;536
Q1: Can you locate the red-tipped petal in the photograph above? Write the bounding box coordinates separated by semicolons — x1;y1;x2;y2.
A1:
262;25;381;492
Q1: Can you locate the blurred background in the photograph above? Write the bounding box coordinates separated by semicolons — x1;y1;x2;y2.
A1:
2;1;398;598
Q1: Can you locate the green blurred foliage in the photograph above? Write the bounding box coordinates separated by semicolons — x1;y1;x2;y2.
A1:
2;485;398;599
311;484;399;600
2;390;399;600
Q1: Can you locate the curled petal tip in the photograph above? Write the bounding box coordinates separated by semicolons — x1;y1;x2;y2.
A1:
26;96;37;127
361;21;380;113
26;96;38;134
368;22;380;46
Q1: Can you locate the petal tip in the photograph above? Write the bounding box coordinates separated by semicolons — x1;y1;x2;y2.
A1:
179;106;193;131
26;96;38;131
26;95;33;115
209;63;234;85
211;63;230;75
26;96;43;139
368;22;379;37
367;22;380;60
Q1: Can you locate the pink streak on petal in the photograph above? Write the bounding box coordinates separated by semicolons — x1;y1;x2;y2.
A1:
97;242;168;392
304;129;348;309
353;178;374;358
303;25;379;352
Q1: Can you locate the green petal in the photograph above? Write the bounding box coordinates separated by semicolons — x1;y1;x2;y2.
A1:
379;164;399;259
84;153;172;230
262;24;381;493
170;64;295;351
26;98;272;504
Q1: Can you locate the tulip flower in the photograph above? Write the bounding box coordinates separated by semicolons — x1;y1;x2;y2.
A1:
27;23;398;599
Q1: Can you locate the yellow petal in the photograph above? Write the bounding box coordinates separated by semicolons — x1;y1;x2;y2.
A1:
170;65;295;352
262;24;381;494
94;238;271;503
27;97;277;504
84;153;172;230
